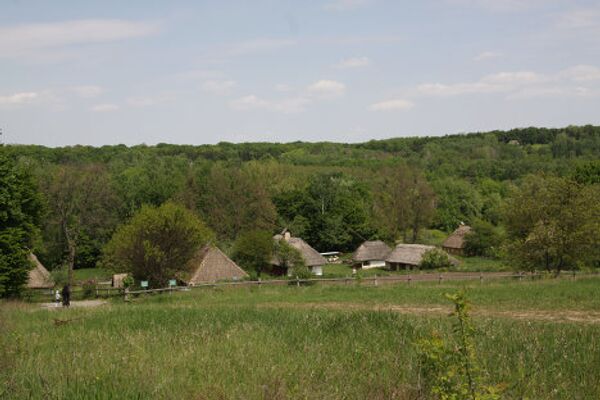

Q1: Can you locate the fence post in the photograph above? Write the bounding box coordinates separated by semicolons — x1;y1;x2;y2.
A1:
479;273;483;284
374;275;378;286
519;271;523;282
296;276;300;287
407;275;411;285
438;274;442;285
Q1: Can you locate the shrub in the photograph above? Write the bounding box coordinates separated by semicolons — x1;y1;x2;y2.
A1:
417;292;502;399
82;279;97;299
420;248;452;269
464;221;503;258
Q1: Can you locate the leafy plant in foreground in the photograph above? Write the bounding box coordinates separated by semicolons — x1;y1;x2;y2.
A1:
417;291;503;399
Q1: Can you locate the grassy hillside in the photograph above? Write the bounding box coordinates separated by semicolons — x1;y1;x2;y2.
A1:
2;277;600;399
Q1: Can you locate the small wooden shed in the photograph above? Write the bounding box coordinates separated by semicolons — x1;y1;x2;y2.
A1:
442;224;472;256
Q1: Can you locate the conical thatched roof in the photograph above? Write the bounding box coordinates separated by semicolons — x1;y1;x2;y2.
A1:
442;224;472;250
273;231;327;267
352;240;392;262
27;254;54;288
385;244;437;266
183;245;248;285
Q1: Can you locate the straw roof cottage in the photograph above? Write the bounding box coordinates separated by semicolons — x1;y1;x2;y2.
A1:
273;230;327;276
442;224;472;255
385;244;437;270
352;240;392;269
182;245;248;285
27;254;54;289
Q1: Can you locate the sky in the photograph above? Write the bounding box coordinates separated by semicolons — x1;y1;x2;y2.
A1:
1;0;600;146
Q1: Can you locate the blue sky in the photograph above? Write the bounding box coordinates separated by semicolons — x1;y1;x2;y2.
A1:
1;0;600;146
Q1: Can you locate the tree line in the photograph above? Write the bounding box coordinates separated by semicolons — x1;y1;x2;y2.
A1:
1;125;599;296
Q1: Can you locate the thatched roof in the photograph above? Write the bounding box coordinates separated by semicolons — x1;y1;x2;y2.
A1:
27;254;54;288
385;244;437;266
273;232;327;267
182;245;248;285
352;240;392;262
442;225;472;250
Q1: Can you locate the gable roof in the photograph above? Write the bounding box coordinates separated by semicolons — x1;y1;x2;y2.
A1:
352;240;392;262
272;233;327;267
442;225;472;250
27;254;54;288
385;244;436;266
183;245;248;284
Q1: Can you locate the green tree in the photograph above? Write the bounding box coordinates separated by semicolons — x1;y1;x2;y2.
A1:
41;164;119;283
199;163;277;240
464;220;503;258
419;248;453;270
0;154;43;297
432;178;483;231
503;175;600;272
374;165;435;243
102;202;213;287
273;238;308;278
231;230;274;277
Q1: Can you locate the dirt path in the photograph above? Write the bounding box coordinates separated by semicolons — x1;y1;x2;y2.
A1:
258;302;600;324
40;300;108;309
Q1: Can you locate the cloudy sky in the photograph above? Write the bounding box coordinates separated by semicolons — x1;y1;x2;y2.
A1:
2;0;600;146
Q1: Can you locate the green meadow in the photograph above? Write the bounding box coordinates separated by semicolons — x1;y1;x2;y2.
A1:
2;277;600;399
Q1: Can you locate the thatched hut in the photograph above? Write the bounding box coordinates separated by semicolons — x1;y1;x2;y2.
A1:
273;230;327;276
442;224;472;255
27;254;54;289
352;240;392;269
385;244;437;270
181;245;248;285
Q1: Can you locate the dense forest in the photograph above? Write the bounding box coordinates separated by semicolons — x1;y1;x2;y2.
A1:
2;125;600;286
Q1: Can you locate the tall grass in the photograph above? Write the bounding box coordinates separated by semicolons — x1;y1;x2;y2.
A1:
2;278;600;399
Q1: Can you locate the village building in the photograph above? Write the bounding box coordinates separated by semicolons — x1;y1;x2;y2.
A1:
352;240;392;269
180;245;248;285
385;244;437;270
273;230;327;276
27;253;54;289
442;224;472;256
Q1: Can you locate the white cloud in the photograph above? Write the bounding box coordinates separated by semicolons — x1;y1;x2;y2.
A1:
126;95;171;107
90;103;119;112
556;7;600;30
369;99;414;111
473;51;502;61
224;38;296;57
275;84;293;92
71;85;104;98
307;80;346;97
560;65;600;82
334;57;371;69
324;0;371;11
230;95;309;114
416;66;600;99
202;80;236;95
0;19;160;59
0;92;38;106
447;0;546;12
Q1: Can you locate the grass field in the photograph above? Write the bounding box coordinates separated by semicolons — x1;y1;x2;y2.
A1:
2;277;600;399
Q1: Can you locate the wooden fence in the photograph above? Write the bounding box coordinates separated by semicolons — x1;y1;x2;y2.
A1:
27;270;594;302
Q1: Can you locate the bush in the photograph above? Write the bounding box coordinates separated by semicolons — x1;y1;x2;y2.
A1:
464;220;503;258
82;279;97;299
419;248;452;269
